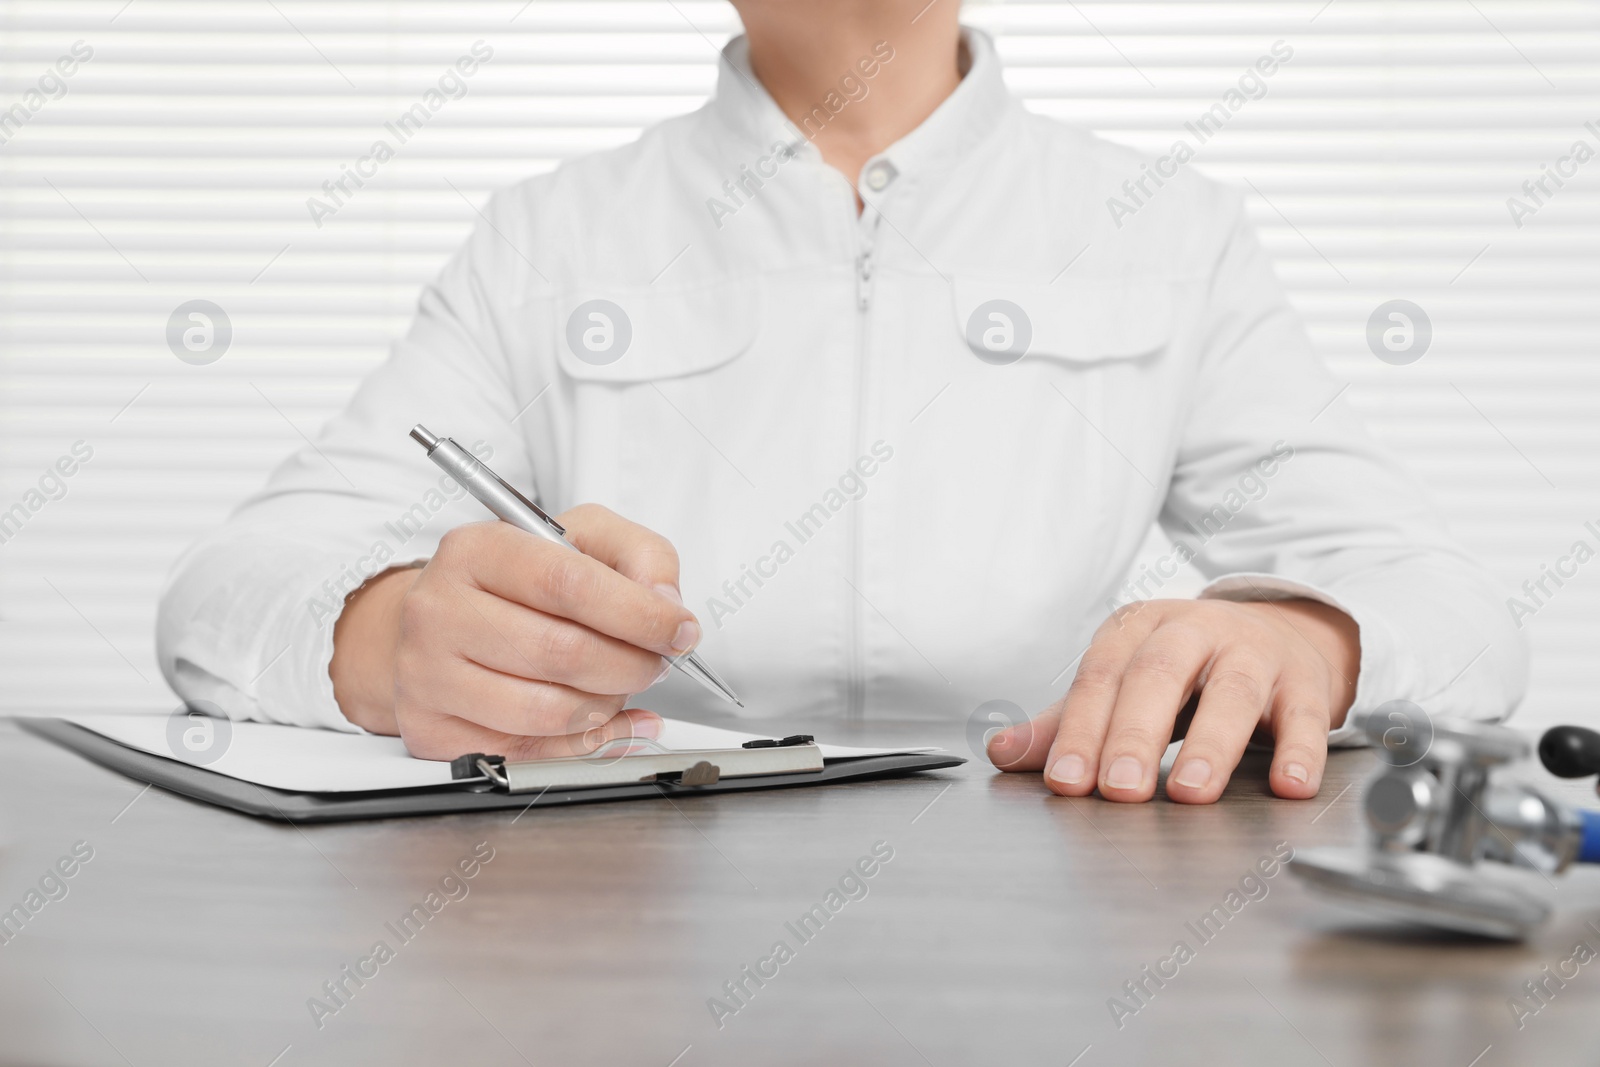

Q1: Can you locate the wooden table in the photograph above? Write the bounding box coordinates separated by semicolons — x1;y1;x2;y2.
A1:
2;714;1597;1067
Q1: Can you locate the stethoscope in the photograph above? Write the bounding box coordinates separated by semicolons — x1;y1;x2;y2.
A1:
1291;708;1600;940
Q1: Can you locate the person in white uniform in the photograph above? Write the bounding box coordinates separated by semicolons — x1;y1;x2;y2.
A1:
156;0;1525;805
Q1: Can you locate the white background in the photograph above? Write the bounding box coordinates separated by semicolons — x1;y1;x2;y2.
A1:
1;1;1597;729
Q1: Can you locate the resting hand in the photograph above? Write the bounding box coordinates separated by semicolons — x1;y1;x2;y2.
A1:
987;598;1359;803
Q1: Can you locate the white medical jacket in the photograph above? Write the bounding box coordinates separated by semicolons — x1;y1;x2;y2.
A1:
157;30;1526;744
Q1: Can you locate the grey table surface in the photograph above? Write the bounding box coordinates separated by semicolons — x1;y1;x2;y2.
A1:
1;713;1598;1067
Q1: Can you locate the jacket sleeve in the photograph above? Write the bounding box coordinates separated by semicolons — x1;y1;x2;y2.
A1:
156;191;542;731
1158;199;1527;745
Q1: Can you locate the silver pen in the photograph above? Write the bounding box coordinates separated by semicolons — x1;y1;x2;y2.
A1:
409;425;743;707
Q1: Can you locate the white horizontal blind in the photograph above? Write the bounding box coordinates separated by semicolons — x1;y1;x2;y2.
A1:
1;2;1596;724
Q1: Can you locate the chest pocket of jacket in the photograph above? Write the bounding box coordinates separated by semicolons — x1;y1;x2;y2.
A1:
951;276;1173;367
553;278;763;384
547;278;764;513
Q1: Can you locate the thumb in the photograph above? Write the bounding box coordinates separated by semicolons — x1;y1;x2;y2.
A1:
987;704;1062;772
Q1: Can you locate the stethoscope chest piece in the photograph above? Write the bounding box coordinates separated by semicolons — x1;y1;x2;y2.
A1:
1291;713;1600;941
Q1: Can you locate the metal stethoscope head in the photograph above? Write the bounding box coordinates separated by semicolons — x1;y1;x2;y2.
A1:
1291;709;1600;940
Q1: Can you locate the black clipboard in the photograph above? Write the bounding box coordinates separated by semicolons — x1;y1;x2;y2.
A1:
18;718;966;824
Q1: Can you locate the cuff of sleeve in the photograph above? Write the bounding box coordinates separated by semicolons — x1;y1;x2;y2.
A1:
160;550;366;734
251;555;369;734
1197;572;1396;748
293;602;363;734
260;558;431;735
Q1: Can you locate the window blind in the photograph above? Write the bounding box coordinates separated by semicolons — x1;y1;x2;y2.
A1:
1;1;1595;723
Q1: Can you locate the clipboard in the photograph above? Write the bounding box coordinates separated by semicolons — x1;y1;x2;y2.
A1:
18;718;966;825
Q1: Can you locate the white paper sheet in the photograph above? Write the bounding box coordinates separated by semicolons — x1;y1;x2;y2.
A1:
60;713;938;793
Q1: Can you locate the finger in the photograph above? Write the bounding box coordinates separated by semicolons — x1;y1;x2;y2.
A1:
402;704;662;763
1165;650;1278;804
1093;621;1213;802
1266;686;1331;799
987;704;1059;772
557;503;683;599
399;649;627;738
1039;607;1165;795
453;521;698;657
445;580;669;695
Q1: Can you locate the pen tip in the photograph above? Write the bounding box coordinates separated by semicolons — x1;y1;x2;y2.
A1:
734;699;745;708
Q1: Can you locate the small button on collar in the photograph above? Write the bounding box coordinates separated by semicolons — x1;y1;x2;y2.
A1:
863;161;898;192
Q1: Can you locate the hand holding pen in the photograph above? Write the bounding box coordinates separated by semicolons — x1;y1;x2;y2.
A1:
326;426;739;762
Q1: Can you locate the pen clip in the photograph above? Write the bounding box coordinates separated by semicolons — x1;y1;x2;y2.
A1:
494;471;565;535
451;439;566;535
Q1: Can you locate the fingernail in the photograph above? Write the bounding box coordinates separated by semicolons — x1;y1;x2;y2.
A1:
1173;759;1212;790
634;716;662;740
652;660;672;685
654;582;683;606
988;729;1011;751
1105;756;1143;791
1048;754;1086;785
671;619;701;655
1283;762;1310;784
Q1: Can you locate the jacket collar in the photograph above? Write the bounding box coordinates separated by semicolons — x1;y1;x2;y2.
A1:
709;27;1015;187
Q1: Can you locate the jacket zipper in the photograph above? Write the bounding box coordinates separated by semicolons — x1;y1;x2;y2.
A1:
847;211;879;720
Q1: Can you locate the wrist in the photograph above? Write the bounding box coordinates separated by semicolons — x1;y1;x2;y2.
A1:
330;566;422;734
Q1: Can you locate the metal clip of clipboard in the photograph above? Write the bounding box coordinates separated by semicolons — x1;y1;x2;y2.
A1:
448;735;823;794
